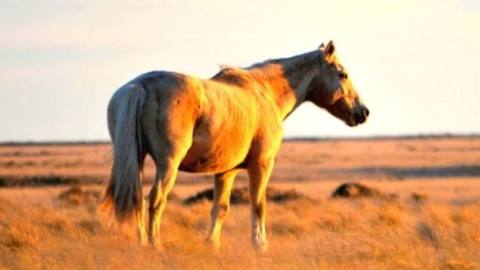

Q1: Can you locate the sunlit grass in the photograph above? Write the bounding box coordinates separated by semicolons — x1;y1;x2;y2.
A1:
1;188;479;270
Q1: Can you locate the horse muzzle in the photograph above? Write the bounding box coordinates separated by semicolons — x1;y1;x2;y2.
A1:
350;106;369;126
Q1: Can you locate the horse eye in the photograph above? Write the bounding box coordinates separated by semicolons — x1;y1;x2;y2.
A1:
339;72;348;79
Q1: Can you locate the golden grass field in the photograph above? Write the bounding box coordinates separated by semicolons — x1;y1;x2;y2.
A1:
1;136;480;269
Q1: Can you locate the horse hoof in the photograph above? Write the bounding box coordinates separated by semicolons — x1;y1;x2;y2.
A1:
253;241;268;254
205;237;221;252
139;238;148;247
148;239;163;250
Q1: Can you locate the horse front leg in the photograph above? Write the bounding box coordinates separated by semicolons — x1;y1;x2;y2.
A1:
247;158;274;253
207;169;239;249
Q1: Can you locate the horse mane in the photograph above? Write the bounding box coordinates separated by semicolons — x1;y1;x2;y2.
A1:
247;51;321;70
211;50;321;89
211;66;254;87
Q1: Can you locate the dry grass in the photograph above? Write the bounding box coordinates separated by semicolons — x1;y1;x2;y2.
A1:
1;138;479;269
0;185;479;270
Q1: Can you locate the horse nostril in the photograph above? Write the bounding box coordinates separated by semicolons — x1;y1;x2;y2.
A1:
363;108;370;118
354;112;364;124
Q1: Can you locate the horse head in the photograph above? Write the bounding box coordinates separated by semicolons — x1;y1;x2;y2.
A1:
307;41;369;127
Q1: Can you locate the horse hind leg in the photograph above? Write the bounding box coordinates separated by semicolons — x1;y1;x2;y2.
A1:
137;196;148;245
206;170;238;249
148;157;179;247
145;132;192;247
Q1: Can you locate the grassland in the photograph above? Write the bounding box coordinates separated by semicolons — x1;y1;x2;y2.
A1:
0;137;479;269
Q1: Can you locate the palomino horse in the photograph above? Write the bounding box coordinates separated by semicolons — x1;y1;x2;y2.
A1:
103;41;369;252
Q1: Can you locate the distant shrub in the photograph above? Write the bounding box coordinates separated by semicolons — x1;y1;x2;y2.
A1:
0;177;6;187
331;182;396;200
184;187;311;205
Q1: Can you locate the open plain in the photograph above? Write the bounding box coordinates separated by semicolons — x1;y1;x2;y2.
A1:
0;136;479;269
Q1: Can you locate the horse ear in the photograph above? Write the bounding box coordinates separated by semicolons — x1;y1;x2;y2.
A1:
325;40;335;56
318;43;325;50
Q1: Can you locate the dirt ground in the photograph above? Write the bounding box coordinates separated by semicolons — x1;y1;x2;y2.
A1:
0;136;479;269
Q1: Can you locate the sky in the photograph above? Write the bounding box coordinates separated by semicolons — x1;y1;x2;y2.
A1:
0;0;479;141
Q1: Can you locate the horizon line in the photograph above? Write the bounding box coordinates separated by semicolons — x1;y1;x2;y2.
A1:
1;132;479;146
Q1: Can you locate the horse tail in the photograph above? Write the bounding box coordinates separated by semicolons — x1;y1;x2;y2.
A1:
102;83;147;224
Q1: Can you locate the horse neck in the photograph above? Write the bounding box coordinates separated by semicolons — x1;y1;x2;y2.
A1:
249;51;320;120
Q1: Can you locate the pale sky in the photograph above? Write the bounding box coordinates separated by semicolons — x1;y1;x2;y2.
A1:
0;0;479;141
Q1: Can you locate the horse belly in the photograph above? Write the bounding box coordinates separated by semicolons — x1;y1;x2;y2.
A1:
180;126;252;173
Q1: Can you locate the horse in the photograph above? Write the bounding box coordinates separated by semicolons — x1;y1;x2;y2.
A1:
103;41;369;252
